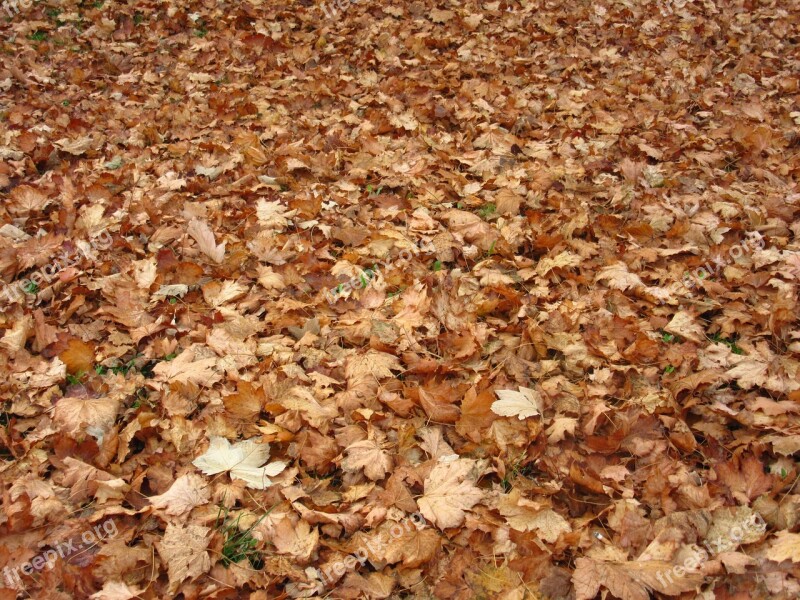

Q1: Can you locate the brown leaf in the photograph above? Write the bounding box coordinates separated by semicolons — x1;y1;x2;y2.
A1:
715;456;773;503
155;522;212;593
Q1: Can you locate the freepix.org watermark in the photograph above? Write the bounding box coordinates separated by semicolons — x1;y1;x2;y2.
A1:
2;518;118;588
325;237;436;304
0;230;112;306
309;512;427;590
2;0;32;18
655;511;766;588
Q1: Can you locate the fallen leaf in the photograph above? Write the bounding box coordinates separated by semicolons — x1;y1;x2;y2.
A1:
418;457;484;529
193;436;287;489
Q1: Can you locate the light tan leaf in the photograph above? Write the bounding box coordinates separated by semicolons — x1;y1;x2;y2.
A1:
497;490;571;542
725;359;768;389
382;527;441;567
491;387;543;420
9;185;51;214
346;350;402;381
280;386;338;419
546;417;578;443
89;581;144;600
341;439;392;481
596;263;644;291
766;531;800;563
55;135;102;155
256;199;297;231
54;396;120;439
536;251;582;275
418;457;484;529
149;473;210;516
271;518;318;559
155;522;212;593
187;218;226;263
132;258;158;289
193;436;286;489
202;280;248;307
152;348;220;386
665;311;706;344
257;266;286;290
573;557;702;600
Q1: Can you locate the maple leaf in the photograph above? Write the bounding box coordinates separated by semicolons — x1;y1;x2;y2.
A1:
202;280;248;307
55;135;102;155
664;311;706;343
148;473;210;516
187;218;226;263
382;527;442;567
596;263;644;291
766;531;800;563
573;557;702;600
546;417;578;443
257;199;297;230
345;350;403;380
8;184;52;215
715;456;773;503
418;457;484;529
270;518;319;560
53;396;120;440
496;490;571;543
192;436;287;489
152;347;220;386
341;439;393;481
155;522;212;593
785;253;800;279
88;581;144;600
279;386;338;420
491;387;543;420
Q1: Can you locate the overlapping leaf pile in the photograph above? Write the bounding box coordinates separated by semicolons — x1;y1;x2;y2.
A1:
1;0;799;598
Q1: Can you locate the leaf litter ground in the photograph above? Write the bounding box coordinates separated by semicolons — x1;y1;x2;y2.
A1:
0;1;799;599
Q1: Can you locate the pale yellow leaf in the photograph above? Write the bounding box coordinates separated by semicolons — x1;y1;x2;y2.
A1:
418;457;484;529
341;439;392;481
187;218;225;263
148;473;210;516
491;387;543;420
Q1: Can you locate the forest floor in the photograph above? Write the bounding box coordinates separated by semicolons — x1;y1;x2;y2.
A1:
1;0;799;599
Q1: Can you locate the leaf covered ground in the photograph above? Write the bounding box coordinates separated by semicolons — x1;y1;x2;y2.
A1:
1;0;799;598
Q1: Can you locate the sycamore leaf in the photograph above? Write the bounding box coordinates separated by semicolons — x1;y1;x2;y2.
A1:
155;522;212;593
664;310;705;343
280;386;338;419
345;350;403;380
187;218;226;263
9;185;51;214
148;473;210;516
497;490;571;543
596;263;644;291
573;557;702;600
152;348;220;386
546;417;578;443
256;199;297;230
53;396;120;440
418;457;484;529
55;135;102;155
766;531;800;563
270;518;318;559
382;526;441;567
192;436;287;489
89;581;144;600
491;387;543;420
341;439;392;481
